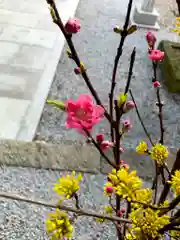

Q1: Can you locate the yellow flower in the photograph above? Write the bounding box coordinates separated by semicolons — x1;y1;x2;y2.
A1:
150;143;168;166
54;171;82;199
107;168;142;201
170;230;180;239
136;141;148;154
46;209;73;240
128;208;170;239
132;188;152;208
170;170;180;196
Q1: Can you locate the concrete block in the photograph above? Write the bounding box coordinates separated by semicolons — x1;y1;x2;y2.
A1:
0;42;20;64
0;0;48;14
10;45;51;70
0;64;41;100
0;25;57;48
0;98;30;139
0;9;40;28
132;4;160;30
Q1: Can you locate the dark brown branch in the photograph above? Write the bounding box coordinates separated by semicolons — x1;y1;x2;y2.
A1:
109;0;134;146
124;47;136;94
156;88;165;144
0;192;131;223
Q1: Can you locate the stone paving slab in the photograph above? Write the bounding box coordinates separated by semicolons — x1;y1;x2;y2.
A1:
0;0;80;140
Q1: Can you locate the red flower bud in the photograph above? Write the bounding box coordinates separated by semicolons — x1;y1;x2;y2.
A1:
96;133;104;143
146;31;156;49
120;207;126;214
117;210;123;217
74;67;81;74
105;186;113;194
65;18;81;34
153;81;161;88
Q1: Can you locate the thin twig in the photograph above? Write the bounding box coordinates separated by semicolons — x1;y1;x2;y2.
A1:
109;0;134;145
46;0;112;124
124;48;136;95
129;89;154;146
0;192;131;223
156;88;165;144
83;128;116;168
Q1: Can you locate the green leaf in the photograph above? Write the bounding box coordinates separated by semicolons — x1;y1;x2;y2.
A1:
46;99;66;111
117;93;128;107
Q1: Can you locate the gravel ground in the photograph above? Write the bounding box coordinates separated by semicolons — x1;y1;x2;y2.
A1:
0;167;113;239
36;0;180;149
0;166;152;240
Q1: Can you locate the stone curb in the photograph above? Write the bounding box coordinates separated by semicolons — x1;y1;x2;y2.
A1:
0;140;100;174
0;140;177;178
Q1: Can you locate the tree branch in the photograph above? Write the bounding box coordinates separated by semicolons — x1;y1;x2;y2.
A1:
0;192;131;223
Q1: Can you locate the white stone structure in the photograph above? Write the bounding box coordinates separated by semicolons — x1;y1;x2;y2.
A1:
132;0;160;30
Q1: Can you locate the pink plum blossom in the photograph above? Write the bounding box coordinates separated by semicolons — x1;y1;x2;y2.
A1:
64;18;81;34
148;49;164;62
119;147;124;153
122;119;132;132
65;94;104;134
100;140;113;151
123;100;135;113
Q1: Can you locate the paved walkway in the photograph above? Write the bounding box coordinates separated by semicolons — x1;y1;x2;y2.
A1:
0;0;79;140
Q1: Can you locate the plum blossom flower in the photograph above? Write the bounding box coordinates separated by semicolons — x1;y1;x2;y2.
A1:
119;147;124;153
123;100;135;113
148;49;165;62
65;94;104;133
122;119;132;132
64;18;81;34
100;140;113;151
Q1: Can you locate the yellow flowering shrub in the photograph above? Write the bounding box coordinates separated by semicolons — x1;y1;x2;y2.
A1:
127;208;170;239
173;17;180;35
136;141;148;154
106;168;142;201
150;144;169;166
46;209;73;240
170;170;180;196
53;171;82;199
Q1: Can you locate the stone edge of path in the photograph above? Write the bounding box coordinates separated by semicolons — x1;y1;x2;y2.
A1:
0;140;177;178
15;0;80;141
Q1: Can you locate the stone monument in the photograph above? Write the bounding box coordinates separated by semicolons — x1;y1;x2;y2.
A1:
132;0;160;30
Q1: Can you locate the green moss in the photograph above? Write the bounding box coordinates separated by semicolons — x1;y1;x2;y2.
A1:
158;40;180;93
